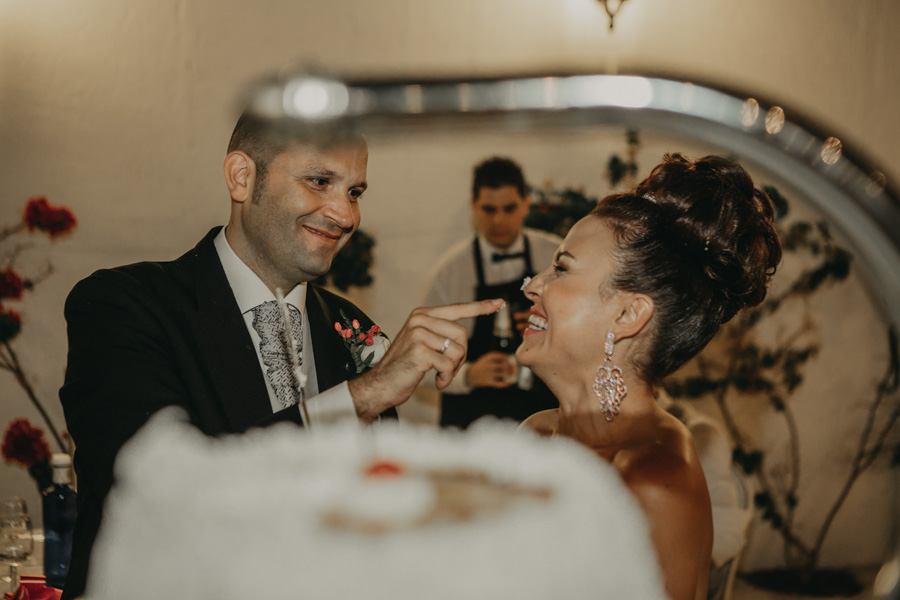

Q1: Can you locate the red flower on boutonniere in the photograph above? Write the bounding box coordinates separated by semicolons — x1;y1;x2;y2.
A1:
334;309;390;373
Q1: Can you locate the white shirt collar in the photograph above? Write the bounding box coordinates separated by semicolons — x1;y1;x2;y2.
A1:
213;227;307;314
477;231;525;256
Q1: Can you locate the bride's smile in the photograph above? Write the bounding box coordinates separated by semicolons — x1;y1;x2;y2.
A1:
516;217;635;382
524;312;547;333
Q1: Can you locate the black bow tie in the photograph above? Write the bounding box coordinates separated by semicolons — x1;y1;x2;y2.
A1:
492;251;527;263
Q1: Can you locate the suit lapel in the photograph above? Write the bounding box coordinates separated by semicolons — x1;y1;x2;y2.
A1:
181;228;273;432
306;286;356;392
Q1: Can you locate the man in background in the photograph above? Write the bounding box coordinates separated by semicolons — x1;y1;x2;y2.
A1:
422;156;561;428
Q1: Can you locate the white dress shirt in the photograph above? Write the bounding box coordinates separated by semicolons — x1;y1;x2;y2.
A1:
421;228;562;394
213;228;357;425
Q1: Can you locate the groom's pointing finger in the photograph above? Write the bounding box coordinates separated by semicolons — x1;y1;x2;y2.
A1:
415;298;505;322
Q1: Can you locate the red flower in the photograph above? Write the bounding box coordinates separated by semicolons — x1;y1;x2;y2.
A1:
334;322;342;332
0;307;22;343
2;419;51;469
342;328;352;339
23;196;77;238
0;269;25;300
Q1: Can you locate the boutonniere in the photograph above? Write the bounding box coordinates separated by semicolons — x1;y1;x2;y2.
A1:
334;309;391;374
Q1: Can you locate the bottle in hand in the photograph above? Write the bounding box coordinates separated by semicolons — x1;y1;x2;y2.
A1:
492;302;533;389
492;302;515;352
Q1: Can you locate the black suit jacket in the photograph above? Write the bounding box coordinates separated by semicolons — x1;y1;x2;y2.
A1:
58;227;389;599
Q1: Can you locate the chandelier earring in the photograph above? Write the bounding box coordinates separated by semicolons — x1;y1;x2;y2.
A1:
592;332;627;422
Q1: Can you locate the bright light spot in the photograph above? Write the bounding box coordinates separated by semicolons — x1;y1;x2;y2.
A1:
741;98;759;128
283;78;350;120
542;77;559;109
606;76;653;107
765;106;785;134
820;136;842;165
570;76;653;108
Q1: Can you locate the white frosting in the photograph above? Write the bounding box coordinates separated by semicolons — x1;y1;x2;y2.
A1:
86;409;667;600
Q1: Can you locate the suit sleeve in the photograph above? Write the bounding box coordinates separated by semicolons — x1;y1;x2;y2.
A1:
60;270;196;503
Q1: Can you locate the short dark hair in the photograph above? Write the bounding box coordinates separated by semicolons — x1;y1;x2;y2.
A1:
472;157;527;199
226;113;292;184
593;153;783;384
226;112;366;187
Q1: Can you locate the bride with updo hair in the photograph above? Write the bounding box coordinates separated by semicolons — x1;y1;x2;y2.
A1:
519;154;782;600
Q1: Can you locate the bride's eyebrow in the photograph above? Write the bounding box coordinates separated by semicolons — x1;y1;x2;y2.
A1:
554;250;575;262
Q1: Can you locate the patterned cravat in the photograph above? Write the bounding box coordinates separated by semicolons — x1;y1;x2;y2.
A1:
251;300;304;409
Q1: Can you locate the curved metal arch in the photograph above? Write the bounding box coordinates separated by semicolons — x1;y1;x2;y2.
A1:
247;72;900;331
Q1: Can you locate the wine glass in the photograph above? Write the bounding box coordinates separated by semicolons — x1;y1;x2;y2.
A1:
0;497;34;594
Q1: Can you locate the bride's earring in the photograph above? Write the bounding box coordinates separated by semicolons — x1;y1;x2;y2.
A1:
593;332;627;422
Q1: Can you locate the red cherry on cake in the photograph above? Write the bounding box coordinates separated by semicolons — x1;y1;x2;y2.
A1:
363;460;405;478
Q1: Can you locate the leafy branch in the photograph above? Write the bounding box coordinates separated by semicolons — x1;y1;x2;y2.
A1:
665;188;900;576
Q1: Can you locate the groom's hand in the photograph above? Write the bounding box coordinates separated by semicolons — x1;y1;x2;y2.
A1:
349;298;505;422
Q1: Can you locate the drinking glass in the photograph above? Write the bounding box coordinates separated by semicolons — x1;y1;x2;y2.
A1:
0;497;34;594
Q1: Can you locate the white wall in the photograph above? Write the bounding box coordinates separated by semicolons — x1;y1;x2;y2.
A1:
1;0;898;576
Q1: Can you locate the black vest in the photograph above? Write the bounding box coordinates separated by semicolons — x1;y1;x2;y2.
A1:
439;236;558;428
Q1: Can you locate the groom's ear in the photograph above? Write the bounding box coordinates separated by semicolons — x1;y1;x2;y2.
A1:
224;151;256;204
614;293;654;339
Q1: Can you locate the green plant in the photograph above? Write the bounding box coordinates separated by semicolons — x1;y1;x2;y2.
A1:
664;187;900;588
525;186;599;237
525;129;638;238
321;228;375;292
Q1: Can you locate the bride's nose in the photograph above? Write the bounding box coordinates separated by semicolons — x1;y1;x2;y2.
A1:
521;270;547;301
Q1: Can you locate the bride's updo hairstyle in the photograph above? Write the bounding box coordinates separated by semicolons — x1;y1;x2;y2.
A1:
592;154;782;384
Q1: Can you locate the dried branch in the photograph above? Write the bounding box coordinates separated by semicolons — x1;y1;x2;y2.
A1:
1;340;67;453
0;222;25;245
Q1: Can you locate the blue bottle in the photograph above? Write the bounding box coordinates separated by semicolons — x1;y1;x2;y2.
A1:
42;453;77;589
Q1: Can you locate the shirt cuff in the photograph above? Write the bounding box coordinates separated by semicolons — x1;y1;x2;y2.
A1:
441;362;473;395
304;381;357;426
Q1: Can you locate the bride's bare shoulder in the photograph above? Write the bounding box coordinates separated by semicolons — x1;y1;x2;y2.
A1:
520;409;559;437
619;414;705;491
615;415;712;545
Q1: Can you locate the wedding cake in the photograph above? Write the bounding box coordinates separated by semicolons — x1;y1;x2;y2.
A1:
85;409;666;600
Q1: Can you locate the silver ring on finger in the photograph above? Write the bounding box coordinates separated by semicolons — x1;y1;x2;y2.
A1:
439;337;452;354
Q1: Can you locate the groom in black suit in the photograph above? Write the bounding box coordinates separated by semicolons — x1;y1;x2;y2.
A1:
58;114;502;599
